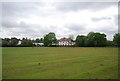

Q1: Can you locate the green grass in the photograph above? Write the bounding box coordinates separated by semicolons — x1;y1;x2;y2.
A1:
2;47;118;79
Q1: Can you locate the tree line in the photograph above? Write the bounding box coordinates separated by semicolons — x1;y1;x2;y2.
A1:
1;32;120;47
76;32;120;47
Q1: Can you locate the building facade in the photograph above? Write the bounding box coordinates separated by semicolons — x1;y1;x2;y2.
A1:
58;38;75;46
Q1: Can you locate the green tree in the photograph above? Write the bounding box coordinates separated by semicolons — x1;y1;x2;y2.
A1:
40;38;44;43
2;38;10;47
44;32;58;46
85;32;95;46
113;33;120;46
2;40;9;47
86;32;107;47
35;38;41;43
20;38;33;47
35;38;44;43
75;35;86;46
8;38;19;46
44;34;50;46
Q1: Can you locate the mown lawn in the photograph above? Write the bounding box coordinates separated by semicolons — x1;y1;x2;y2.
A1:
2;47;118;79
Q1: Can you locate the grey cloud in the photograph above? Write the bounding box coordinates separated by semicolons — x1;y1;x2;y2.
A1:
114;15;118;26
55;2;117;12
2;25;49;38
118;14;120;24
95;26;118;35
2;21;56;38
101;29;117;34
66;24;85;31
2;20;32;28
2;2;46;26
92;17;112;22
2;21;16;28
1;2;55;29
2;2;43;17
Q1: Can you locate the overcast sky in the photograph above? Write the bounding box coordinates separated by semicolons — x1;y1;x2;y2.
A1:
1;1;118;40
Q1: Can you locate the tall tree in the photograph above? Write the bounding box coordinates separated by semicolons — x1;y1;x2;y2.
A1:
43;34;49;46
35;38;41;43
20;38;33;47
35;38;44;43
75;35;86;46
86;32;107;47
85;32;95;46
2;38;10;47
113;33;120;46
8;37;19;46
44;32;58;46
40;38;44;43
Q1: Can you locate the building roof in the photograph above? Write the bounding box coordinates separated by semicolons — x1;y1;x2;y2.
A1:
58;38;71;41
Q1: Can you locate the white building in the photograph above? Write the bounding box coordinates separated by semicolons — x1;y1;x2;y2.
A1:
17;40;22;45
58;38;75;46
33;42;44;46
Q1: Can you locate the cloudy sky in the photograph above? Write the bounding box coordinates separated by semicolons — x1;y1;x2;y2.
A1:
1;1;118;40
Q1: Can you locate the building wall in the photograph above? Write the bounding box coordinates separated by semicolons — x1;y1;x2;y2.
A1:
17;41;21;45
33;43;44;46
58;41;75;46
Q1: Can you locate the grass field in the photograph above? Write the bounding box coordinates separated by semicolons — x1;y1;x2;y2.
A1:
2;47;118;79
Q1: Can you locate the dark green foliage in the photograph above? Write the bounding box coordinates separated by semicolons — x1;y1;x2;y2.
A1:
76;32;107;47
8;38;19;46
113;33;120;46
85;32;96;47
2;38;19;47
86;32;107;47
35;38;40;43
20;38;33;47
35;38;44;43
44;32;58;46
44;34;50;46
75;35;86;46
2;40;9;46
2;38;10;46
